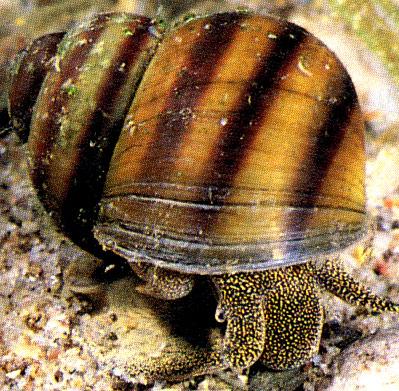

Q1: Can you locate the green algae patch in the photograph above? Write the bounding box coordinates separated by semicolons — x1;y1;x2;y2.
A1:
327;0;399;88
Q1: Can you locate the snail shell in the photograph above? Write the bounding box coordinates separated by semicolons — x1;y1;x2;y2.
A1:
8;31;65;142
8;12;366;273
17;13;161;252
95;12;366;273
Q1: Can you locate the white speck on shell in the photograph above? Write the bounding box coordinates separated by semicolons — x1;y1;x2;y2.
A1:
220;117;228;126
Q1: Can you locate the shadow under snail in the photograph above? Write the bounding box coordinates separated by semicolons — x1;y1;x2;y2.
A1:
5;10;399;381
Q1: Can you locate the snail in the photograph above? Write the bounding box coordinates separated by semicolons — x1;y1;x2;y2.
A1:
5;10;399;380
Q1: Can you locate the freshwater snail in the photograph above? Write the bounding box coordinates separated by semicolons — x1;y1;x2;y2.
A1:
5;10;399;380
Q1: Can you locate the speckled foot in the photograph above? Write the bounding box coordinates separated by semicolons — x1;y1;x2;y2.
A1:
128;346;225;383
131;261;194;300
257;264;324;369
212;274;266;370
314;258;399;313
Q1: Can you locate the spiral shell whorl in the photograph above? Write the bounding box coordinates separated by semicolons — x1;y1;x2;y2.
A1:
8;32;65;142
12;13;162;251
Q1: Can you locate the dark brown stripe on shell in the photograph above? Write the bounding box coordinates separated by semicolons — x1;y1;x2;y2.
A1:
201;24;308;195
134;12;245;183
296;77;358;205
286;73;360;241
29;14;109;197
60;18;156;248
8;32;65;142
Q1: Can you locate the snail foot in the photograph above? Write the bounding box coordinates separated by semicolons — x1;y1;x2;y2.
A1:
132;261;194;300
212;273;266;370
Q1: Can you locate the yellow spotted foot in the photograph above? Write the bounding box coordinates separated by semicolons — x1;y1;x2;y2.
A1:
212;259;399;371
131;261;194;300
212;264;324;370
130;259;399;381
212;274;266;369
254;263;324;369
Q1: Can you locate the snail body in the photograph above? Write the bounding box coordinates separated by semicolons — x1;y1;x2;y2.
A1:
7;11;399;380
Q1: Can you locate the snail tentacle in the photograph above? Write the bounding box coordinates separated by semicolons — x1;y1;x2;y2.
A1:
128;346;225;383
314;258;399;313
